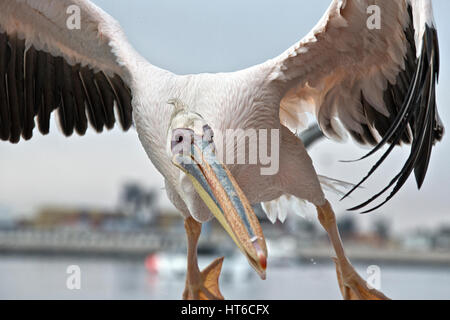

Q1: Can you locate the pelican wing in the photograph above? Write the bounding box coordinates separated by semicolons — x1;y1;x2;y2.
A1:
267;0;443;212
0;0;141;143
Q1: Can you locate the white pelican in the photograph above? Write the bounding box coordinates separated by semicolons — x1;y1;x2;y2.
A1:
0;0;443;300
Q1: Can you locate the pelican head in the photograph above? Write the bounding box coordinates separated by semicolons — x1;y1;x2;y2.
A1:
167;99;267;280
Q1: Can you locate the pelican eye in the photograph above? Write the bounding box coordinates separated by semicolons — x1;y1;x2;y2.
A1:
171;128;194;154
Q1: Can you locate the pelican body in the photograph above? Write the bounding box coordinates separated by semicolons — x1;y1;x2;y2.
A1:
0;0;443;299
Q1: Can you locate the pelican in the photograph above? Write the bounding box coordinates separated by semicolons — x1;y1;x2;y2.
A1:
0;0;443;300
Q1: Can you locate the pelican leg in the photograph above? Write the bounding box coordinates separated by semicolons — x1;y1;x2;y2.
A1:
316;201;390;300
182;217;224;300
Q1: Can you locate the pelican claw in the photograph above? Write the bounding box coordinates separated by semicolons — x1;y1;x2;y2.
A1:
183;257;225;300
333;258;390;300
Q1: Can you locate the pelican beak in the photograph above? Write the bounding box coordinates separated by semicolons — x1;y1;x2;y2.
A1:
172;138;267;279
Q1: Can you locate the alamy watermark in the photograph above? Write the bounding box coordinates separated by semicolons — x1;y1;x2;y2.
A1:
171;123;280;176
66;265;81;290
366;265;382;291
367;5;381;30
66;5;81;30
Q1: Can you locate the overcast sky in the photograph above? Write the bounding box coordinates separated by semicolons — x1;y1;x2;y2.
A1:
0;0;449;233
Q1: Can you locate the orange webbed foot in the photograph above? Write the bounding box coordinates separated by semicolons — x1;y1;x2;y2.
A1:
183;257;225;300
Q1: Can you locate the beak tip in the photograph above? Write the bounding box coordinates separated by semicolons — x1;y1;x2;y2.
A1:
260;255;267;271
253;241;267;271
251;241;267;279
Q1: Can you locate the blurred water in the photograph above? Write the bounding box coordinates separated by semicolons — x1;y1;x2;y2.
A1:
0;256;448;300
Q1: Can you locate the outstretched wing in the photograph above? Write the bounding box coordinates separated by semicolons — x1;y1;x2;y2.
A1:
0;0;142;143
266;0;443;212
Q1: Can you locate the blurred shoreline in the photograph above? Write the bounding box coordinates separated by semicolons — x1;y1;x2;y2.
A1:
1;183;449;269
1;228;450;268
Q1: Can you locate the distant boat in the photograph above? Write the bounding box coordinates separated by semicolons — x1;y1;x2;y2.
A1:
145;252;254;283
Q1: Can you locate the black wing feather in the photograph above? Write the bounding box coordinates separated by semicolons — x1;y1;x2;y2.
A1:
57;56;75;136
0;31;133;143
109;75;133;131
7;35;21;143
40;52;55;135
70;64;89;136
343;6;442;213
79;66;105;133
0;32;9;140
23;46;37;140
95;72;116;130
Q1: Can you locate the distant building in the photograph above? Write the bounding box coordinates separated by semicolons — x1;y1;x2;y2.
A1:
434;227;450;251
338;216;357;240
403;230;434;251
29;206;124;230
118;183;160;224
0;205;16;230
